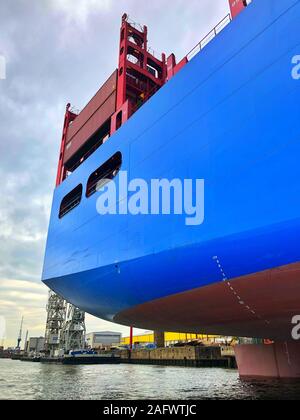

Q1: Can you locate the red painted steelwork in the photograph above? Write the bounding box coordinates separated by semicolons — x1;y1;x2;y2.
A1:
167;55;188;80
56;104;77;187
174;57;188;76
167;54;177;80
64;71;117;166
110;99;132;136
129;326;133;351
111;14;167;133
56;9;236;184
229;0;247;19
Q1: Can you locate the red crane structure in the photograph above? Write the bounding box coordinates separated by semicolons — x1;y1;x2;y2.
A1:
55;2;247;187
55;15;168;187
111;14;167;135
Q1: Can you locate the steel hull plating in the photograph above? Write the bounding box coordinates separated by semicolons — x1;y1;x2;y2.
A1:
43;0;300;340
115;262;300;341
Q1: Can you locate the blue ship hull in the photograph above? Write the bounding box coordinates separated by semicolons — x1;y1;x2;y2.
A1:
43;0;300;340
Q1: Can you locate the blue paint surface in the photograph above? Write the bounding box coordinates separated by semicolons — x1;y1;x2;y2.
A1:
43;0;300;321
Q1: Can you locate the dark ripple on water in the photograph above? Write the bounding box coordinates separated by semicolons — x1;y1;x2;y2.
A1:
0;359;300;400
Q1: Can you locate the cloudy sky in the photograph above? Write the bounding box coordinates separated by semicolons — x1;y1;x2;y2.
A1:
0;0;229;348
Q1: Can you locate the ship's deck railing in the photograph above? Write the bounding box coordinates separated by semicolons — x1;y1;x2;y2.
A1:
187;14;232;62
147;47;160;60
69;106;80;116
125;15;145;33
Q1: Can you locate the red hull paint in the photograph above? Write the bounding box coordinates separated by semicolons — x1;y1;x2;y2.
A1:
235;342;300;379
115;263;300;341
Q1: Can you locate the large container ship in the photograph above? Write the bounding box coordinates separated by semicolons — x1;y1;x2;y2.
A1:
43;0;300;377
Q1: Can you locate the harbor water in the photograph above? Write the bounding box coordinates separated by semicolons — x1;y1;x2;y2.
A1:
1;359;300;400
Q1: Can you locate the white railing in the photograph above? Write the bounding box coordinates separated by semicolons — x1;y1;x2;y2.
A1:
187;14;232;62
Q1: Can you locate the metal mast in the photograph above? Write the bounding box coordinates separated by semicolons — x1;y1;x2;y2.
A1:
60;304;86;354
24;330;28;352
44;291;67;356
16;316;24;350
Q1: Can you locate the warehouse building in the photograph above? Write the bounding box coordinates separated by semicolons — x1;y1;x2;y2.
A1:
121;332;224;347
86;331;122;349
25;337;45;354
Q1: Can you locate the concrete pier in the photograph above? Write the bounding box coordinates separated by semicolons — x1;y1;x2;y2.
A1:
120;346;236;369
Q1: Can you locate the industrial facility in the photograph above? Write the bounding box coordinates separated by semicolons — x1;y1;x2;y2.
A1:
5;292;233;365
121;332;227;347
44;291;86;357
25;337;45;355
86;332;122;349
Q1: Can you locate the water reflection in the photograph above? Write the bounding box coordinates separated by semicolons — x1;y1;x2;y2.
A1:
0;360;299;400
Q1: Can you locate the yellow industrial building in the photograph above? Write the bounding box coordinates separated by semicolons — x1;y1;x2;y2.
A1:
121;332;222;347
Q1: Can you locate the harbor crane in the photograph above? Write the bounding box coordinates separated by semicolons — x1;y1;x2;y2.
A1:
16;316;23;350
44;291;67;356
60;304;86;354
44;291;86;356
